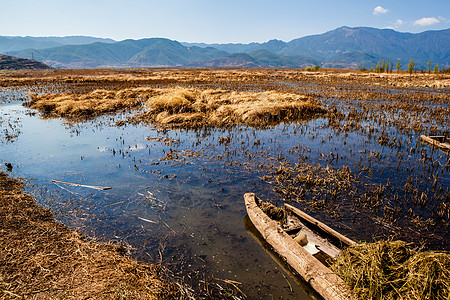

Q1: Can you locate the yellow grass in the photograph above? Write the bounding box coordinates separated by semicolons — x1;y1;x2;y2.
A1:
27;86;326;128
331;240;450;300
26;88;161;117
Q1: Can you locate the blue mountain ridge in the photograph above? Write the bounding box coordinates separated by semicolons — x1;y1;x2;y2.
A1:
4;27;449;69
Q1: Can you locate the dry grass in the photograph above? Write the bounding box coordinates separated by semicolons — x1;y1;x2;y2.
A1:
25;88;161;117
0;172;182;299
258;201;286;222
331;240;450;300
1;69;449;90
25;86;326;128
142;87;325;128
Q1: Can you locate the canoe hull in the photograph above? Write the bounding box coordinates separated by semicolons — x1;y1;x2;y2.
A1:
244;193;354;300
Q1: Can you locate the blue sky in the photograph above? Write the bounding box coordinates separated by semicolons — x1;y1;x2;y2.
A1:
1;0;449;43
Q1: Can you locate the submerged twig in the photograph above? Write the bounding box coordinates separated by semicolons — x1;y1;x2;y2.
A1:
51;180;112;191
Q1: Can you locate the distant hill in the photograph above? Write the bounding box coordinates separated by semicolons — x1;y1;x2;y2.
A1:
188;53;259;68
188;50;320;68
186;27;450;69
248;50;319;68
279;27;450;69
182;39;287;55
0;54;51;70
7;27;450;69
11;38;228;68
0;36;115;54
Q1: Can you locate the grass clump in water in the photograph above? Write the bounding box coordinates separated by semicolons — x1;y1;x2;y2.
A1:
331;240;449;300
25;88;161;117
25;86;326;128
144;87;326;128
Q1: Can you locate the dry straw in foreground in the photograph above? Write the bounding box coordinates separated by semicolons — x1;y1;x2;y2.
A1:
331;240;449;300
0;172;182;299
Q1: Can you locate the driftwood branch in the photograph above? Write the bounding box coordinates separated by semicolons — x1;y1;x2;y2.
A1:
51;180;112;191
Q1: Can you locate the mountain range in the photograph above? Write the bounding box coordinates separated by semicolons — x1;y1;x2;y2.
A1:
1;27;449;70
0;36;114;54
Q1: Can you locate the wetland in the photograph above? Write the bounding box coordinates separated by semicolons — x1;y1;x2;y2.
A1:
1;69;449;299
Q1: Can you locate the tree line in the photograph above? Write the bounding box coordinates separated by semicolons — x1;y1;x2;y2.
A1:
360;59;448;74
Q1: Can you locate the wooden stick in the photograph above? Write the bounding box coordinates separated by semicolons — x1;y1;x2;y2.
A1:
51;180;112;190
137;217;158;224
104;201;125;208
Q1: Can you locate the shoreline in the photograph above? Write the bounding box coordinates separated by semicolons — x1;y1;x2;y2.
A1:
0;171;182;299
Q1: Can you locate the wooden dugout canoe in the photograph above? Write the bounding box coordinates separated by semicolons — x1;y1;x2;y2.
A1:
244;193;355;300
420;135;450;153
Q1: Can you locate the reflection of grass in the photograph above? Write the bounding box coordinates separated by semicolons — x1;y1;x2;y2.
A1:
26;86;326;128
332;240;450;300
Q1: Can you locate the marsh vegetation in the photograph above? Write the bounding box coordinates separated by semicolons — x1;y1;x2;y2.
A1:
1;68;449;299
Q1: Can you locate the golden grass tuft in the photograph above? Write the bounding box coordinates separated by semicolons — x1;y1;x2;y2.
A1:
331;240;450;300
143;87;326;128
26;86;326;128
26;87;161;117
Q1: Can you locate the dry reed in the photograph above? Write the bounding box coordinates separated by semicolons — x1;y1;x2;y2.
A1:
331;240;449;300
25;87;161;117
25;86;326;128
143;87;325;128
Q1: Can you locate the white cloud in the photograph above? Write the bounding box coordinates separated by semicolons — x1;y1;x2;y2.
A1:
395;19;405;26
373;6;389;15
413;17;440;26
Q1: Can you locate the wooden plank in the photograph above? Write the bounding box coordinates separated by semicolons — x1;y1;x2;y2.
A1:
244;193;354;300
285;204;356;247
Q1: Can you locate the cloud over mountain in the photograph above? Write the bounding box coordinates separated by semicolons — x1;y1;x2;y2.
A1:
414;17;440;26
373;6;389;15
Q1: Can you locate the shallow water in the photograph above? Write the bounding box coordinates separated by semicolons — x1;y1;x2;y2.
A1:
1;86;449;299
1;94;317;299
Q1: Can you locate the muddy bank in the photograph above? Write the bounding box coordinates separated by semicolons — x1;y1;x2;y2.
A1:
0;172;183;299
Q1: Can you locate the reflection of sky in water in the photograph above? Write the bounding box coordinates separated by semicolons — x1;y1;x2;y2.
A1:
1;88;449;299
